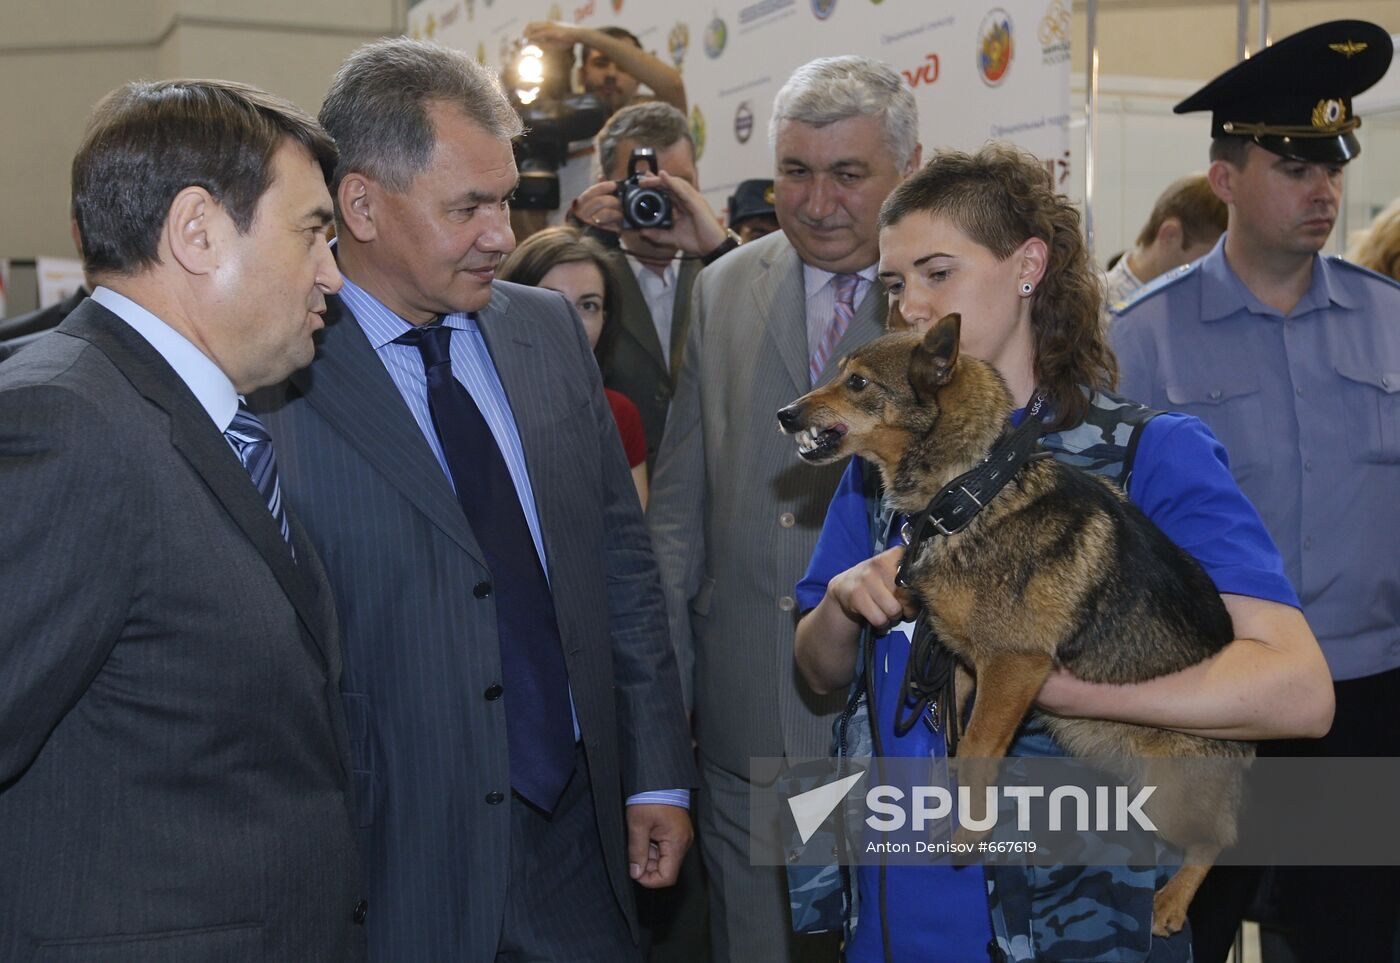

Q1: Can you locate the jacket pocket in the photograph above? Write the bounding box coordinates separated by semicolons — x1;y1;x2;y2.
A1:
690;574;717;619
341;691;381;828
1335;362;1400;463
1164;378;1265;481
35;922;262;962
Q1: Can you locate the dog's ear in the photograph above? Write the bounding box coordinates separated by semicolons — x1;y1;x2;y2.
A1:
908;313;961;403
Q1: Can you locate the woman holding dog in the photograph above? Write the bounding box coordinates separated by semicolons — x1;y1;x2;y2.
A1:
792;143;1333;963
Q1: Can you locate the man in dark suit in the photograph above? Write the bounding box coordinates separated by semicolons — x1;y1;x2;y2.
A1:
0;79;364;961
571;101;739;470
254;39;695;962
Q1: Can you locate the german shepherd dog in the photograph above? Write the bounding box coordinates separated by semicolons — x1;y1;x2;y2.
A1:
777;314;1251;936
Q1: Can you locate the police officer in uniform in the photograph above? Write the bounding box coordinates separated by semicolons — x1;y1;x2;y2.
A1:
1111;20;1399;963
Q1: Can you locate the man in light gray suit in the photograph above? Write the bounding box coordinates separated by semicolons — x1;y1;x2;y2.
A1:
648;56;921;961
253;39;695;962
0;80;364;960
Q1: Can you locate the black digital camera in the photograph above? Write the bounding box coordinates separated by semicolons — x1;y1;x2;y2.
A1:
614;147;673;229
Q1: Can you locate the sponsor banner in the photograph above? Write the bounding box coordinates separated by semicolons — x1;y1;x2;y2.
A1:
408;0;1071;214
754;756;1400;868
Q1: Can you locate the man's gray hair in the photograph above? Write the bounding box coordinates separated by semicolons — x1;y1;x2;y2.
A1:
319;37;524;196
595;101;692;180
768;56;918;169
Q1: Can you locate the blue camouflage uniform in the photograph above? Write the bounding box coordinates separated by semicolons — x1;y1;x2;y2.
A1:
1111;237;1400;681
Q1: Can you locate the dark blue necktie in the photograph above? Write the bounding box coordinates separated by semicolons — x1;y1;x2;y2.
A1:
395;321;575;812
225;402;295;561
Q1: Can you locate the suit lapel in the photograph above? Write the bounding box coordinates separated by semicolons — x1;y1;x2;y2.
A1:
752;238;812;394
290;295;488;569
605;247;668;377
60;301;332;663
670;258;700;382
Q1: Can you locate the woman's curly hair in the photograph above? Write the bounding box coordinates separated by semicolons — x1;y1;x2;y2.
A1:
878;142;1115;431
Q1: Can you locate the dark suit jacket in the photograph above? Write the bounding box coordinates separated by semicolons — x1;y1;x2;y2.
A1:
0;286;87;343
596;248;700;470
0;300;365;962
253;282;695;962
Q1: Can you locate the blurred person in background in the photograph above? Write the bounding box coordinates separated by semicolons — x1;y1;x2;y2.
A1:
1346;194;1400;281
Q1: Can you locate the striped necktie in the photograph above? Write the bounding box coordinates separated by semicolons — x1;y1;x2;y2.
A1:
224;402;295;560
811;272;860;385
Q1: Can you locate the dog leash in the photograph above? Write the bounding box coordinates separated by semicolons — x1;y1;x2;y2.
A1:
891;394;1050;753
894;393;1050;590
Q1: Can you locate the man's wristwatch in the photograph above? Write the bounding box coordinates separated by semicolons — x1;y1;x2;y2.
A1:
701;229;743;266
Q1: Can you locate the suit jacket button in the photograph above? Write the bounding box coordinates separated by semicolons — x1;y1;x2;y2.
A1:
353;899;368;924
779;512;796;528
778;595;795;612
486;790;506;805
485;683;504;701
473;581;492;599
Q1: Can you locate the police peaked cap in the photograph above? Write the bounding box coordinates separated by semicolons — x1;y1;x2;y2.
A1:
1175;20;1393;163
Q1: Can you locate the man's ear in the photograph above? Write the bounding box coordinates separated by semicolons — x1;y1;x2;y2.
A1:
165;186;219;277
1207;160;1235;207
338;174;377;242
903;142;924;177
908;312;960;403
1155;216;1184;251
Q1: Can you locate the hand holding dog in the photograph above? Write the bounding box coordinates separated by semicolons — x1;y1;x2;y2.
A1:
827;546;918;629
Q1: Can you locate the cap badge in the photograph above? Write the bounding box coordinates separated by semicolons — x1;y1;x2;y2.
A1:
1328;40;1368;58
1312;99;1347;131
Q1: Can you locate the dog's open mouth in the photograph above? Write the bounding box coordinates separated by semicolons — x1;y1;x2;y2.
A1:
794;423;847;461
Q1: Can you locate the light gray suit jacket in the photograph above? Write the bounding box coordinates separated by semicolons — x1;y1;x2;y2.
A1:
255;282;694;962
648;231;886;774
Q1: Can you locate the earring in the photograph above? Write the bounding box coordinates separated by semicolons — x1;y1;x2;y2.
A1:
1019;281;1034;296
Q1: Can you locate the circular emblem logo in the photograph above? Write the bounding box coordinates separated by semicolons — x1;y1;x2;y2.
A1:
704;16;728;58
691;105;707;162
734;101;754;143
812;0;837;19
1312;98;1347;131
669;22;690;68
978;9;1014;86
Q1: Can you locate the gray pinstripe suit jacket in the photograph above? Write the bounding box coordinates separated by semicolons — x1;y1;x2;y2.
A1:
648;230;886;773
0;302;364;962
255;281;694;962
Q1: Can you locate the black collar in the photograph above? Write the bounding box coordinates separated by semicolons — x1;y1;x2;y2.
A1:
895;394;1051;589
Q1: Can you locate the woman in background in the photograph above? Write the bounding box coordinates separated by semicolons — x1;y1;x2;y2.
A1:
498;226;649;507
1346;195;1400;282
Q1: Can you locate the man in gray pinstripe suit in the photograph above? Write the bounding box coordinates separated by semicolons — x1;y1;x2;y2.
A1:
253;39;695;962
648;57;921;961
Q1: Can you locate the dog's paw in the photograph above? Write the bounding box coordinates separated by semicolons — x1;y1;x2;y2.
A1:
1151;887;1189;937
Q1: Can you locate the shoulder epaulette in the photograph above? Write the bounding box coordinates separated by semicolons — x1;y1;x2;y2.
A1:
1110;261;1198;315
1326;255;1400;293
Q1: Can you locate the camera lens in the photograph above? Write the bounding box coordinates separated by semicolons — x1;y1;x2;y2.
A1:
633;192;663;226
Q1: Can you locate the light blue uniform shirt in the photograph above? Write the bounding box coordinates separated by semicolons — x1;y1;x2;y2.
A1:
1112;235;1400;680
340;275;688;810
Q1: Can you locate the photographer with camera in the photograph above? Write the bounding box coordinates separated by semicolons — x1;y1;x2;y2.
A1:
571;101;739;470
523;22;686;115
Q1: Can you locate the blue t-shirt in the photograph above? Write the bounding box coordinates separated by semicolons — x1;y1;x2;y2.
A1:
796;409;1297;963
